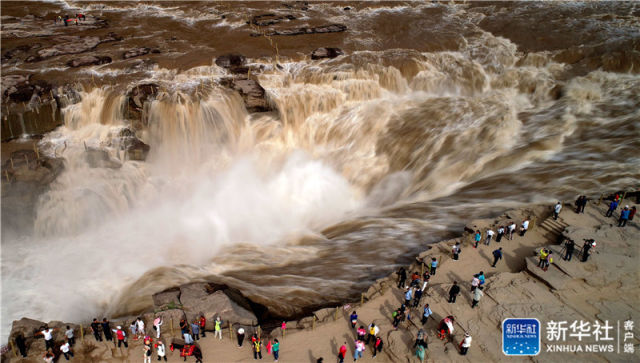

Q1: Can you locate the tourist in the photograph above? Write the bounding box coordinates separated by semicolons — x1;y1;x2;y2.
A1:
353;339;365;361
496;226;504;242
183;331;194;345
581;239;594;262
373;337;383;358
507;222;516;240
214;317;223;340
350;311;358;329
474;230;481;248
396;267;407;288
357;325;366;341
491;247;503;267
413;288;423;308
113;326;128;348
338;342;347;363
485;228;494;245
460;333;472;355
437;316;455;340
404;287;413;307
191;320;200;340
272;338;280;362
478;271;486;286
199;315;206;337
472;286;484;308
136;317;146;339
415;343;425;363
60;340;73;360
36;325;56;351
471;274;480;292
619;206;630;227
180;319;189;335
237;328;245;347
91;319;102;341
554;202;562;220
153;317;163;339
538;248;549;268
430;257;438;275
102;318;112;341
564;239;575;261
65;325;75;347
520;219;530;236
413;328;426;348
452;242;461;260
606;199;618;217
391;310;402;330
542;251;553;271
629;206;637;221
421;273;430;293
43;352;54;363
366;323;379;345
421;304;432;325
129;321;137;338
156;340;166;361
448;281;460;303
143;341;152;363
14;333;27;357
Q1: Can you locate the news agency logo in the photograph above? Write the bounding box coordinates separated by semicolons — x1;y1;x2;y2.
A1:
502;318;541;356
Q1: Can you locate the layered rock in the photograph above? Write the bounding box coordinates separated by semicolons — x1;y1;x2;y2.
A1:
126;84;159;130
26;33;122;63
66;55;112;68
250;24;346;37
311;47;344;60
220;78;272;113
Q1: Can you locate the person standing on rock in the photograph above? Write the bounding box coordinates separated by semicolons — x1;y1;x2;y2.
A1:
112;326;128;348
452;242;461;260
448;281;460;303
199;315;206;337
237;328;245;347
485;228;495;245
413;288;423;308
350;311;358;329
156;340;167;362
430;258;438;275
372;337;383;358
491;247;503;267
520;219;530;236
421;304;433;325
460;333;472;355
60;339;73;360
554;202;562;220
404;287;413;307
437;316;455;340
564;239;575;261
272;338;280;362
65;326;75;347
36;325;56;351
214;317;223;340
474;230;481;248
253;336;263;360
619;205;630;227
153;317;162;339
508;222;516;240
396;267;407;288
136;317;145;339
91;319;102;341
471;286;484;308
190;320;200;340
179;319;188;335
581;239;595;262
183;330;194;345
629;206;637;221
413;328;426;348
606;199;618;217
338;342;347;363
102;318;113;342
496;226;505;243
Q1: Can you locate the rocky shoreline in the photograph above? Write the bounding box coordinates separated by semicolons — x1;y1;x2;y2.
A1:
4;194;638;361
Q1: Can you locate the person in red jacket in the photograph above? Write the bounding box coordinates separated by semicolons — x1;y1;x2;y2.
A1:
199;315;206;337
338;342;347;363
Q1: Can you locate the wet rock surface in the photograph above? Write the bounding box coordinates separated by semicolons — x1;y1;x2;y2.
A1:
310;47;344;60
66;55;112;68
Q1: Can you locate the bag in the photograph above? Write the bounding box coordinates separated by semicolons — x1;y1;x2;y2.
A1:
153;326;157;330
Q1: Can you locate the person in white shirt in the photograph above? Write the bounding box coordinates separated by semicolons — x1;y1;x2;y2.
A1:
460;333;472;355
153;317;163;339
60;340;74;360
35;326;56;351
521;219;530;236
508;222;516;240
471;274;480;292
136;318;145;339
64;326;75;346
554;202;562;220
156;340;167;362
485;229;495;245
496;226;505;242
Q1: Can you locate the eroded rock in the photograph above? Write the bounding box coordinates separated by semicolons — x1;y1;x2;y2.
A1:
311;47;344;60
66;55;112;68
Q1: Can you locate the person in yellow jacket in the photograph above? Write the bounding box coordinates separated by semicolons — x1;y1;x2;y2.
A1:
542;251;554;271
537;248;549;268
214;317;223;340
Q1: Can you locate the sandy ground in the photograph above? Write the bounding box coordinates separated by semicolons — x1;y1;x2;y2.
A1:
6;199;639;363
